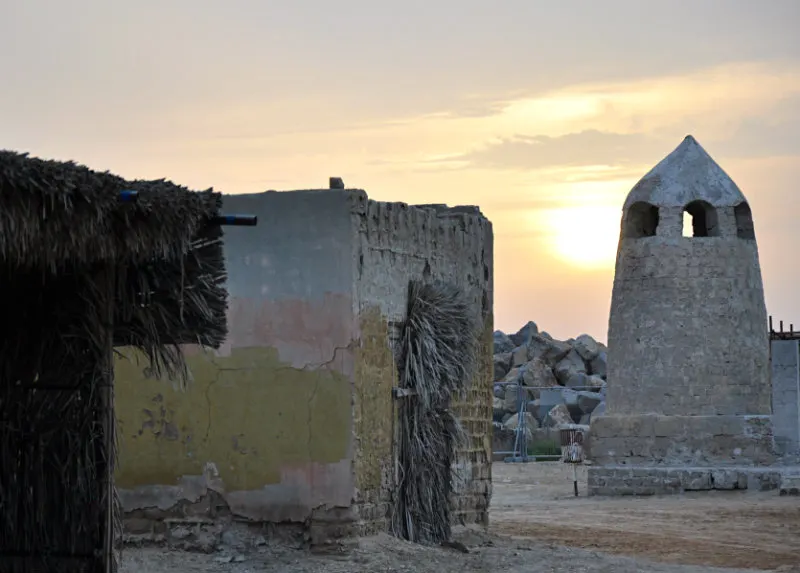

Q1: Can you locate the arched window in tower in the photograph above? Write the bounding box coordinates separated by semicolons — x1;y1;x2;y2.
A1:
623;201;659;238
682;200;719;237
734;202;755;240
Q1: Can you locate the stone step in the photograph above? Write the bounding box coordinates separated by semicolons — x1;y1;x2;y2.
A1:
779;474;800;496
587;466;788;496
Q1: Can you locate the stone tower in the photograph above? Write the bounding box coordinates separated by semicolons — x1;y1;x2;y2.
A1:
588;136;777;495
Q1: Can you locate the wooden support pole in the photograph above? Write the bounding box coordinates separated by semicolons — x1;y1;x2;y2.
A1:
95;266;116;573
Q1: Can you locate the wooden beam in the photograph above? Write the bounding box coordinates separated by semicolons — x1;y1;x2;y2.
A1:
392;387;417;399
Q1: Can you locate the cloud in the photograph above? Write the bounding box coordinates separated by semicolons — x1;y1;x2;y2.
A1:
444;130;672;171
424;86;800;174
711;95;800;160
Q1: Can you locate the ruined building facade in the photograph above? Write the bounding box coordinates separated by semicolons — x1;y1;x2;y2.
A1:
589;136;779;495
114;188;494;545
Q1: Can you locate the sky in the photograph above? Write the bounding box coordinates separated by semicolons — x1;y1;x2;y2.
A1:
1;0;799;342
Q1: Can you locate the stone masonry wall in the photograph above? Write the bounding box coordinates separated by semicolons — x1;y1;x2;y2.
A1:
589;413;775;467
588;466;783;496
349;194;494;532
608;234;770;417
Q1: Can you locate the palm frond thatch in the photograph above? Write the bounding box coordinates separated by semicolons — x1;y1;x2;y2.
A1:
391;280;479;544
0;150;229;571
0;150;220;271
0;149;229;376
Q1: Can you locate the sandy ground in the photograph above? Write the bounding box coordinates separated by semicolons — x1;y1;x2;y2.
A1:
120;462;800;573
491;463;800;571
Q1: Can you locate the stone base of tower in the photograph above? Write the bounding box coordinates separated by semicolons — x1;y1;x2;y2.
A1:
586;414;779;496
587;465;785;496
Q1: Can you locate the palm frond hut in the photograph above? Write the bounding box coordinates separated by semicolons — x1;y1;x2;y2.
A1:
0;150;232;572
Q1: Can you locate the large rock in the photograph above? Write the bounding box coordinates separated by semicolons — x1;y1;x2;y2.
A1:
527;399;549;425
573;334;600;361
589;351;607;378
539;387;566;407
493;331;515;354
576;391;604;414
559;388;585;422
561;388;580;407
503;412;538;440
564;372;590;389
586;375;606;393
565;372;606;391
502;367;522;385
591;401;607;418
535;389;566;424
493;352;512;381
543;403;574;428
554;349;587;385
519;358;557;390
510;321;538;347
511;345;528;367
527;334;572;365
503;384;521;413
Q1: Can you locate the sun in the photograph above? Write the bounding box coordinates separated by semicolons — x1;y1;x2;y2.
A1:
543;206;621;269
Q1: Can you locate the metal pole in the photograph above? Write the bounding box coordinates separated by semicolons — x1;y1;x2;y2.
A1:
573;464;579;497
210;214;258;226
518;389;528;462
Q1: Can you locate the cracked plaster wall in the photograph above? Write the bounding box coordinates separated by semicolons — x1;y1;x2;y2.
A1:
115;190;358;529
114;189;494;543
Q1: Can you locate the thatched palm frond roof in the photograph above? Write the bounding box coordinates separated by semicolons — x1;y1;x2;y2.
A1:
0;150;228;361
0;150;220;271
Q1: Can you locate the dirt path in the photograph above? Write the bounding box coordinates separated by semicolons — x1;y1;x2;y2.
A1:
120;462;800;572
490;462;800;571
121;531;768;573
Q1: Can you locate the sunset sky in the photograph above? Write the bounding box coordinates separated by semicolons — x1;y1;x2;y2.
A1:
2;1;798;341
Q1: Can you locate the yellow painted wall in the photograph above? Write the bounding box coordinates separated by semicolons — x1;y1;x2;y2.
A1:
114;346;352;492
352;307;395;497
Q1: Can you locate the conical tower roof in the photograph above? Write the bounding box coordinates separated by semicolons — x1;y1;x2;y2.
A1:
623;135;747;209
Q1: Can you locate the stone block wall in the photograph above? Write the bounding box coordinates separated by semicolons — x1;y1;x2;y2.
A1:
350;195;494;531
608;237;770;417
589;137;777;497
589;414;776;467
588;466;783;496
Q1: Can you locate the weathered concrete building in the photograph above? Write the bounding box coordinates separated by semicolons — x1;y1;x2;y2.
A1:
589;135;780;495
114;188;494;545
771;338;800;458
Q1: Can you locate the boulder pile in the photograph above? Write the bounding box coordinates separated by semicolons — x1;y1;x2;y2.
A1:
492;321;607;451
